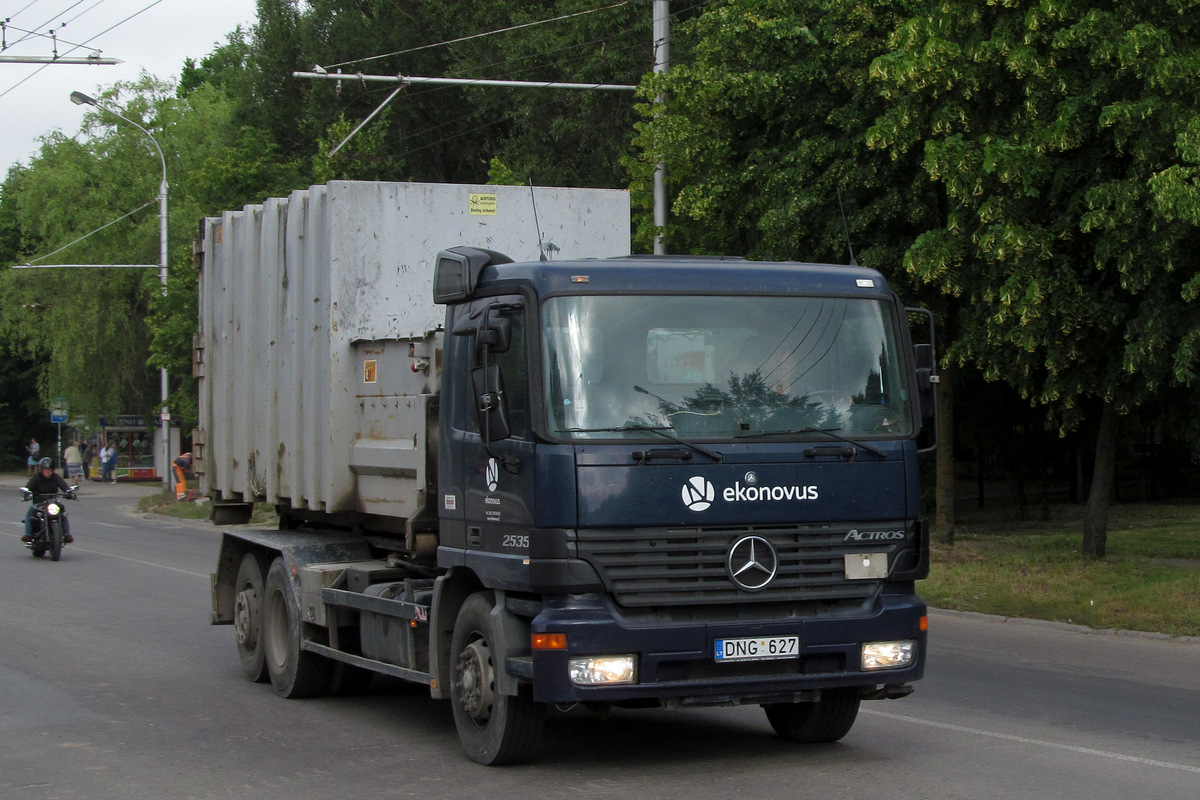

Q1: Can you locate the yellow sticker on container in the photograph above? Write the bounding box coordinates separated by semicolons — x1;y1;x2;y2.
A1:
469;193;498;216
363;360;378;384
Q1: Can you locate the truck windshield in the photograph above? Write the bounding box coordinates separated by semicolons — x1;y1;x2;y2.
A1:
541;294;914;441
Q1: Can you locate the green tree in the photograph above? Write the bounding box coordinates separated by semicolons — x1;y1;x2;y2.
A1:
627;0;959;536
0;75;288;432
242;0;667;187
629;0;939;272
868;1;1200;556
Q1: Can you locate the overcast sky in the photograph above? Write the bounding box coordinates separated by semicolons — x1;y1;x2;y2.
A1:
0;0;259;174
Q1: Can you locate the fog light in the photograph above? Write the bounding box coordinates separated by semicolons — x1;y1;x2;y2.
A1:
862;640;916;671
568;655;636;686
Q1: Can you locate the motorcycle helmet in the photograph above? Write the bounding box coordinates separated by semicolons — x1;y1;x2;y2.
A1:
38;457;52;470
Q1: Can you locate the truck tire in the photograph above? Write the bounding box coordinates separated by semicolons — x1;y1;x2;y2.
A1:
262;557;331;698
450;593;545;765
764;687;861;743
234;552;271;682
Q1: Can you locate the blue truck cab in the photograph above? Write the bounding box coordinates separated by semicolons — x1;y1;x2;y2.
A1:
430;247;934;762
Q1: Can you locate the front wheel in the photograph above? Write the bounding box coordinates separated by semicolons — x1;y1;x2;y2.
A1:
449;593;545;765
764;687;861;743
48;519;63;562
262;557;331;698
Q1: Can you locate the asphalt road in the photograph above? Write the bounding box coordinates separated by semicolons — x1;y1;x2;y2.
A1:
1;474;1197;799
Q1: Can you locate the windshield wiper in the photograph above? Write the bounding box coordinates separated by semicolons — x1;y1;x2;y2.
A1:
563;425;723;462
734;427;886;459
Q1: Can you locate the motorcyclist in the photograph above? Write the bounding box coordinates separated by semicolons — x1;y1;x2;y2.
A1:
23;457;75;544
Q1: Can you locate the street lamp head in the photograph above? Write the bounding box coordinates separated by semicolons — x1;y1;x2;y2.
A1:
70;91;98;107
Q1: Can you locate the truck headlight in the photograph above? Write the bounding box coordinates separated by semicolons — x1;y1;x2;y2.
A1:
861;640;916;671
568;655;637;686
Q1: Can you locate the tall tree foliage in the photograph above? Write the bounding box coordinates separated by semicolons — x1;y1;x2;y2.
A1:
0;75;289;430
629;0;940;276
1;1;678;436
244;0;671;187
868;0;1200;556
628;0;960;536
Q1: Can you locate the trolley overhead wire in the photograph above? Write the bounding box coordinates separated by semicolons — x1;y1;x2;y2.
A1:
0;0;165;102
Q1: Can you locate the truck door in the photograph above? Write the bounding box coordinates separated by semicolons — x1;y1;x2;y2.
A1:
439;294;537;579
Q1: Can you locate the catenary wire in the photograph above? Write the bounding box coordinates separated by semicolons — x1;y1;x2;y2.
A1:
0;0;164;102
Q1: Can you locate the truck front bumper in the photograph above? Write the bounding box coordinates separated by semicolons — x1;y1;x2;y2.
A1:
525;592;926;706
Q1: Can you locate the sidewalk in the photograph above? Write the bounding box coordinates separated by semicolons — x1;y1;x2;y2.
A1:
0;471;169;500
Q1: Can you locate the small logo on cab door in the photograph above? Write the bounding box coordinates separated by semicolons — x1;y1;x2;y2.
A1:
486;458;499;492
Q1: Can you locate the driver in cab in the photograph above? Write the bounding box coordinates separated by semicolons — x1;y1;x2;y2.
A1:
23;457;76;544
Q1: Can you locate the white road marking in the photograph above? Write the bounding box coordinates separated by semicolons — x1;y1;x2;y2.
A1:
864;708;1200;774
0;530;208;578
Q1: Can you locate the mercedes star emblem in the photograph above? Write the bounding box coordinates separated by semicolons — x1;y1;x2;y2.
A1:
725;535;779;592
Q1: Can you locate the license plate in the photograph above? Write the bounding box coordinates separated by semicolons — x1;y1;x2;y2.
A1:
714;635;799;662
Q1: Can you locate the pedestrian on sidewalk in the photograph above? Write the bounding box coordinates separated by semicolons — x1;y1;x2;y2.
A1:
64;440;83;480
25;438;39;476
173;452;193;500
100;441;118;483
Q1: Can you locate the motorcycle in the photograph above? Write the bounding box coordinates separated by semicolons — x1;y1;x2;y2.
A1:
21;487;77;561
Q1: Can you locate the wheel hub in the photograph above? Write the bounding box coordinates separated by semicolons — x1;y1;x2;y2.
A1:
234;588;257;646
455;639;495;724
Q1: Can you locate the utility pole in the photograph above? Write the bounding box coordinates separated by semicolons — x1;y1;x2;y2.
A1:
652;0;669;255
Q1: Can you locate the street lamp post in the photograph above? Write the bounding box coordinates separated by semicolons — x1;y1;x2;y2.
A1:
70;91;172;488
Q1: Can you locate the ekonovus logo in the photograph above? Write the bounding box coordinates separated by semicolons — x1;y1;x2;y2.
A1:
681;474;819;511
682;475;715;511
486;458;499;493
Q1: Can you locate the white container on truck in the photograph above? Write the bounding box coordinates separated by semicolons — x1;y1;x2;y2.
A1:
202;180;935;765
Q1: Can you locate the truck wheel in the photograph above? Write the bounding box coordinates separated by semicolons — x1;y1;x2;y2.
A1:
262;557;331;698
234;552;271;682
450;593;545;765
764;688;861;743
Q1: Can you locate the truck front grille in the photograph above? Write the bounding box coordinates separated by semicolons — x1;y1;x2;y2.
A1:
575;523;907;612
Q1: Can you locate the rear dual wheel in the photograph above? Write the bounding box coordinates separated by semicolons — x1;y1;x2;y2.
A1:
262;557;331;697
235;554;369;695
233;552;271;682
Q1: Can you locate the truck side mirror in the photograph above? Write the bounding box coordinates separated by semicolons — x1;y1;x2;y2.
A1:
433;247;513;304
451;305;516;361
478;316;512;354
913;343;938;423
907;308;939;454
472;364;512;442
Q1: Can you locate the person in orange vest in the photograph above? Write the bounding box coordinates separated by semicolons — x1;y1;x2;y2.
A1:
173;452;193;500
